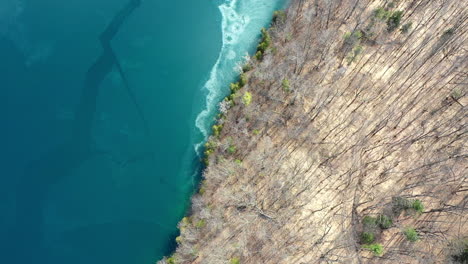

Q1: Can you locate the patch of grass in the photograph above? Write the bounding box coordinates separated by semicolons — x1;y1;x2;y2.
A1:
242;91;252;106
362;243;384;256
377;214;393;229
235;159;242;165
361;232;375;244
252;129;260;135
282;78;291;92
403;227;419;242
230;257;240;264
387;11;403;32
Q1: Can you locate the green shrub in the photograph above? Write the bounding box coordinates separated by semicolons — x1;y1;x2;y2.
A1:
411;199;424;214
242;92;252;106
344;31;363;46
212;124;223;137
167;256;177;264
255;28;271;61
392;196;411;214
235;159;242;165
230;257;240;264
401;22;412;33
228;145;237;154
253;129;260;135
403;227;419;242
175;236;182;244
282;78;291;92
273;10;286;24
255;50;263;60
347;45;363;64
239;73;248;87
387;11;403;32
374;7;390;20
377;215;393;229
242;63;253;73
363;216;378;228
362;243;384;256
230;82;241;94
195;219;206;229
443;27;455;37
198;180;206;195
450;238;468;263
361;232;375;244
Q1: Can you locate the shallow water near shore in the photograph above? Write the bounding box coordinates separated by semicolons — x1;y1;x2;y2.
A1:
1;0;286;263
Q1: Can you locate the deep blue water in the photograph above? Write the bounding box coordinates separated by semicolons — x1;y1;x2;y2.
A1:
1;0;286;263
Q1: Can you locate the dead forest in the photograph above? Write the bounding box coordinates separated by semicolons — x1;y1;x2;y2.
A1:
161;0;467;263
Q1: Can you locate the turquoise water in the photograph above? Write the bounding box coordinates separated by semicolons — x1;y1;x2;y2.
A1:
1;0;286;263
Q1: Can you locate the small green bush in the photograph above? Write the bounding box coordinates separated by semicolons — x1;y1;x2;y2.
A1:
411;199;424;214
167;256;177;264
230;257;240;264
255;50;263;60
401;22;412;33
344;30;363;46
235;159;242;165
362;243;384;256
195;219;206;229
347;45;364;64
212;124;223;137
282;78;291;92
374;7;390;20
363;216;378;228
404;227;419;242
242;63;253;73
253;129;260;135
239;73;248;87
361;232;375;244
230;82;241;94
242;92;252;106
256;28;271;53
228;145;237;154
273;10;286;24
377;215;393;229
450;238;468;263
392;196;411;214
387;11;403;32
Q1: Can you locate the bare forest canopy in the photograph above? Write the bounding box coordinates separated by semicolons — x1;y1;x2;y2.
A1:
161;0;467;263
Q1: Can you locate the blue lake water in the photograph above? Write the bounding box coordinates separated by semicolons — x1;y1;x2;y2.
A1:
1;0;286;263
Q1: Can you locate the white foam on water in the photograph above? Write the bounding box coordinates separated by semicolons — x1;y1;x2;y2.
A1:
194;0;283;153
